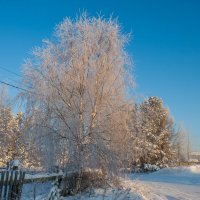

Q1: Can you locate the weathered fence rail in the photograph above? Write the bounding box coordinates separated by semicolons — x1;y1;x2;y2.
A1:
24;172;64;184
0;172;69;185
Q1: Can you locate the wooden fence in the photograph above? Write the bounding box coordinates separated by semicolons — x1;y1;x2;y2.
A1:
0;171;71;200
0;170;81;200
0;171;25;200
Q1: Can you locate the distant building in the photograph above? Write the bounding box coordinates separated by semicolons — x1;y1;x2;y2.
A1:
190;152;200;162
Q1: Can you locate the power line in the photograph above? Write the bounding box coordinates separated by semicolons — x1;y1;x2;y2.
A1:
0;75;21;85
0;65;22;85
0;66;22;78
0;80;32;93
0;66;31;92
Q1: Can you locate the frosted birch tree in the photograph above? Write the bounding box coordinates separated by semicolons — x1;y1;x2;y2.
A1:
22;14;133;173
173;124;191;163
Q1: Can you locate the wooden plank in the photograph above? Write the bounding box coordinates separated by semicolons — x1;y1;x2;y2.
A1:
14;171;21;200
18;171;25;200
7;171;14;200
3;171;9;200
5;172;9;200
16;170;21;200
15;171;22;200
11;171;19;200
0;172;5;200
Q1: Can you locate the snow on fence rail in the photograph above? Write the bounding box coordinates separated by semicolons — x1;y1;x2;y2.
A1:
0;172;64;185
24;172;64;184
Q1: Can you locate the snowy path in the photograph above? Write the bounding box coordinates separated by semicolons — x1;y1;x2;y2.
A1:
130;165;200;200
143;181;200;200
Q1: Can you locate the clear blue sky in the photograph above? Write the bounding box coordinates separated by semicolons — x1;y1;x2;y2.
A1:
0;0;200;150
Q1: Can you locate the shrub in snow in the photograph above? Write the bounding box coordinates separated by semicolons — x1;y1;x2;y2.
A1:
189;159;199;163
60;170;107;197
47;180;62;200
143;164;160;172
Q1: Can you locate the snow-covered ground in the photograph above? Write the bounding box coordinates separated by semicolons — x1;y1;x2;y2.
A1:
21;165;200;200
22;181;52;200
130;165;200;200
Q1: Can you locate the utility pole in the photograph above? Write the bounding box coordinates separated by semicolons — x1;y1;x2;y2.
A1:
187;132;190;162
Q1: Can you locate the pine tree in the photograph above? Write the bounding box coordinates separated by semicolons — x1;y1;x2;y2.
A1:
137;97;174;166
